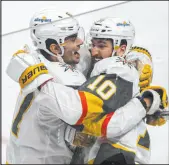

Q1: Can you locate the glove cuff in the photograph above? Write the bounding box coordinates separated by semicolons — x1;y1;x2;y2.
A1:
136;96;148;110
141;89;161;115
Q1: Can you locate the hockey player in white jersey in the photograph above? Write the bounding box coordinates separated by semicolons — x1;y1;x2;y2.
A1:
6;15;168;164
5;9;91;164
82;17;168;164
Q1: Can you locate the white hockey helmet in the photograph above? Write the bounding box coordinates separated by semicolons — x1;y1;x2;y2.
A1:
29;9;84;62
89;17;135;56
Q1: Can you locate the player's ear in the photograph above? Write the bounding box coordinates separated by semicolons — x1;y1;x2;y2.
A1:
116;45;126;56
50;44;60;55
120;45;127;53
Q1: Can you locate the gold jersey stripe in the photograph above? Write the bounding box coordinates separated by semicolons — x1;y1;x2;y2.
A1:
83;91;104;114
111;143;136;154
82;113;107;137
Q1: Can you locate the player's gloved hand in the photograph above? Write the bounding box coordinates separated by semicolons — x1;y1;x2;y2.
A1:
73;132;96;147
126;46;153;91
146;110;167;126
142;86;168;126
6;45;53;95
140;89;161;115
139;64;153;91
143;86;168;109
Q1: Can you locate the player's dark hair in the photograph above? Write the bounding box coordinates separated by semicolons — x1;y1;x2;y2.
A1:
39;39;59;61
45;38;58;52
120;39;127;46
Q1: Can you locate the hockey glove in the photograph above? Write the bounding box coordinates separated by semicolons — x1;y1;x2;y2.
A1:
6;45;53;95
139;64;153;91
146;111;167;126
141;86;168;126
73;132;96;147
126;46;153;91
140;89;161;115
142;86;168;109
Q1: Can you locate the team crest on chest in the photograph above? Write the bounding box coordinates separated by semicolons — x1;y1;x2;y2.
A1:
59;63;77;72
116;57;133;68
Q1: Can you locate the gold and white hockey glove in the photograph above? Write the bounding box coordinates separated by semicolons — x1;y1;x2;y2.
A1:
65;125;96;147
139;64;153;91
73;132;96;147
141;86;168;126
6;45;53;95
146;111;167;126
143;86;168;109
126;46;153;91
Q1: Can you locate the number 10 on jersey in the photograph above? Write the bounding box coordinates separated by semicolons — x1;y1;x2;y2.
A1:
87;75;116;100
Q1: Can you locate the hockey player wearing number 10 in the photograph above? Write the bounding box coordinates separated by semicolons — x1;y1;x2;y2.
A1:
81;17;168;164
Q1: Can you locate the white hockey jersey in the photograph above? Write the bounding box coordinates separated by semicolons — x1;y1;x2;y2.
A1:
86;120;150;164
85;56;151;164
6;51;150;164
6;50;86;164
22;55;148;150
34;56;150;164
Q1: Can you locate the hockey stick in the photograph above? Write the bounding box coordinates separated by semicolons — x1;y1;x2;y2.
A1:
156;110;169;120
146;110;169;121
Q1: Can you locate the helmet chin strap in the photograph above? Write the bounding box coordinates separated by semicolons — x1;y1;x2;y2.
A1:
56;54;65;63
57;46;65;63
111;50;117;57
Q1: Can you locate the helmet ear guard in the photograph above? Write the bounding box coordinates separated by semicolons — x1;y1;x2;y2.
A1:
29;9;84;62
30;27;62;59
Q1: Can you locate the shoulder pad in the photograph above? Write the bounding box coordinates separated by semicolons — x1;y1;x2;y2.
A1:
91;56;139;84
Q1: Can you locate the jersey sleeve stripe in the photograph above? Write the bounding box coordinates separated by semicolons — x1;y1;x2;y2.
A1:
82;113;106;137
39;78;53;90
101;112;114;137
76;91;88;125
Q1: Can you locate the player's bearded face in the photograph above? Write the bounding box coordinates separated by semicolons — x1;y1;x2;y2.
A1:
62;32;84;65
91;38;113;62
